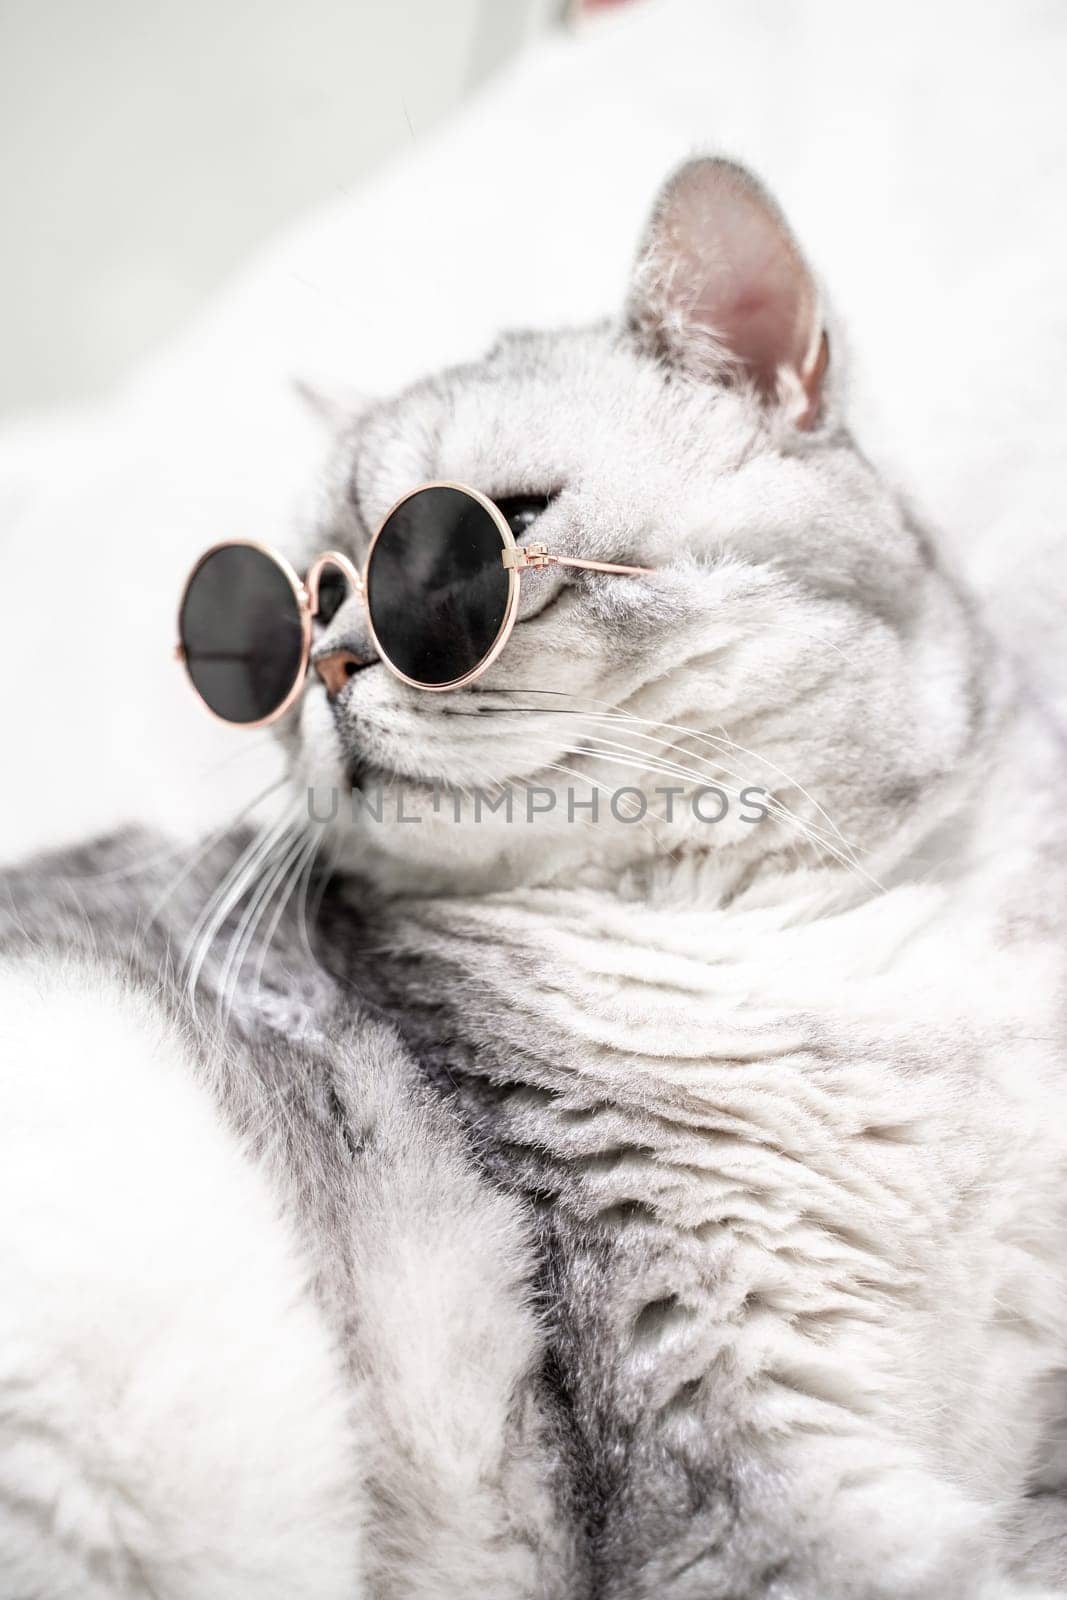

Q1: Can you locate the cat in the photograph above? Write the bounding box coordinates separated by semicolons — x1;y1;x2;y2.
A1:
2;156;1066;1599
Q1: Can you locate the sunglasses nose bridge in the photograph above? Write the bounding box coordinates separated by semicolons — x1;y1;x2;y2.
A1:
310;581;380;699
306;550;362;615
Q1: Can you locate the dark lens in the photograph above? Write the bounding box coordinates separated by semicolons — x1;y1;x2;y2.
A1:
179;544;305;723
366;486;511;687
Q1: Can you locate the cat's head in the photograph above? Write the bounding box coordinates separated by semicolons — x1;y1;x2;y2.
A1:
284;157;981;900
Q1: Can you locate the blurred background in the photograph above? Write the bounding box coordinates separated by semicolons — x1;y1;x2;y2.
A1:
0;0;564;415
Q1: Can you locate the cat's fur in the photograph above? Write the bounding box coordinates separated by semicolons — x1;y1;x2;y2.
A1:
2;158;1066;1598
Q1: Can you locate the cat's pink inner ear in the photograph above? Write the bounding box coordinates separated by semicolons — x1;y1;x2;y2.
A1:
631;159;827;429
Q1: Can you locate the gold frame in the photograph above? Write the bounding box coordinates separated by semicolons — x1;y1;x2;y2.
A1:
176;479;652;724
362;482;520;694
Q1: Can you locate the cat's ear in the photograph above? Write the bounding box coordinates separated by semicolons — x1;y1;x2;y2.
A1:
628;158;828;430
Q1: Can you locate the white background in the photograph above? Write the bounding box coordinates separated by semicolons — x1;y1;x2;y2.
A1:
0;0;557;414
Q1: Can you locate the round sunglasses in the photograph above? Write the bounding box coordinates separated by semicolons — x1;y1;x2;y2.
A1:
176;481;653;726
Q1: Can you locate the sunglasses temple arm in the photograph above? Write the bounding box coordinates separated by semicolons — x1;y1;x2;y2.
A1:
551;556;655;576
503;546;654;576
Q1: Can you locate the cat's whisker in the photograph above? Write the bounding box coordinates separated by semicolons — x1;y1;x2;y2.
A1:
182;810;298;1013
528;738;747;851
420;687;877;887
201;825;301;1024
182;818;283;984
191;732;279;779
552;693;863;860
252;829;325;999
585;731;875;886
49;772;288;893
142;775;291;930
572;720;870;876
296;826;327;969
519;729;779;838
516;732;878;890
488;685;869;876
676;721;861;855
305;830;346;935
216;825;311;1025
526;760;672;850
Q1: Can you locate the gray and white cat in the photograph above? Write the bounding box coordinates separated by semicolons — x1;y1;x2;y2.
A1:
2;157;1066;1599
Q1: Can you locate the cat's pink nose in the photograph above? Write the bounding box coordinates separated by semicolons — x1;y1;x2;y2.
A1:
314;650;366;699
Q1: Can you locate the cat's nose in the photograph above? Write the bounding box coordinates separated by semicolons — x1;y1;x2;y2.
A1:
314;650;371;699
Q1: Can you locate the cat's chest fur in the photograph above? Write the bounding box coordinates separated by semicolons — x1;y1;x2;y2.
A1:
330;872;1066;1537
